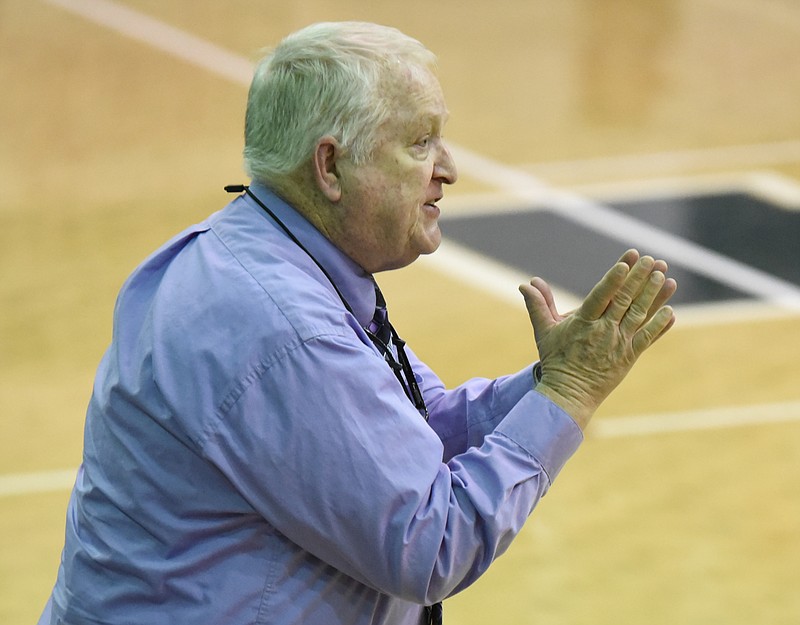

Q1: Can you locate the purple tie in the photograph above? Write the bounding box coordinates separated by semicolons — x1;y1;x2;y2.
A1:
367;284;392;348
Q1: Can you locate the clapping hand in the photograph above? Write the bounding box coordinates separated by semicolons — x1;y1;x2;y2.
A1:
520;250;677;430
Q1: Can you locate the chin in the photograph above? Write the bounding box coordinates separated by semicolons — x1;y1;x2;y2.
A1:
425;232;442;255
421;238;441;256
378;231;441;272
420;223;442;253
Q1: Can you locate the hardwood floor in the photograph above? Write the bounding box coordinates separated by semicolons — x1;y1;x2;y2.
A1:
2;1;799;623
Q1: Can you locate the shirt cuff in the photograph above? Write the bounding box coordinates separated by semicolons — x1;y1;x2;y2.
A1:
495;390;583;483
492;362;543;415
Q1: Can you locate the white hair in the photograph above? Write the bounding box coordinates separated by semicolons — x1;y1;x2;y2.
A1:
243;22;437;184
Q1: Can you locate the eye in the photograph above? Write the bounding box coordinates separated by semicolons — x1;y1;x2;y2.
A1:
415;135;431;149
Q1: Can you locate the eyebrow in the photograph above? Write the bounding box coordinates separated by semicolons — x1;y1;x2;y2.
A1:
416;108;450;130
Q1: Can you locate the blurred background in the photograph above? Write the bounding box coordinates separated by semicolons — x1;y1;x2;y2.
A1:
2;0;799;623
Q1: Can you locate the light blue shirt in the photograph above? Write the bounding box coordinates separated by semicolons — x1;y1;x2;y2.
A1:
41;185;583;625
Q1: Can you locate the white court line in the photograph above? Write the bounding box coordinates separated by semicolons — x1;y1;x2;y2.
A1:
43;0;254;84
449;144;800;310
522;140;800;181
589;400;800;439
568;171;800;210
42;0;800;312
419;238;583;310
5;400;800;497
0;468;76;498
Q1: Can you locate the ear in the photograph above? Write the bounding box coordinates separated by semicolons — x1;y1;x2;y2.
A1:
312;136;343;202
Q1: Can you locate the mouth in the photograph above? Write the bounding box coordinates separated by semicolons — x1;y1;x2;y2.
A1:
422;201;441;220
423;196;443;212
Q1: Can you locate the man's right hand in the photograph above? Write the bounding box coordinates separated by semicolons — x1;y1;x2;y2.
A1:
519;250;677;430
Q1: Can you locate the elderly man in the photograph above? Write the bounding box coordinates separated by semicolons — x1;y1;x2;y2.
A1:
39;21;676;625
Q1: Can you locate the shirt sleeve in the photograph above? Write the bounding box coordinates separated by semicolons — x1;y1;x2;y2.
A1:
405;347;545;461
197;330;583;606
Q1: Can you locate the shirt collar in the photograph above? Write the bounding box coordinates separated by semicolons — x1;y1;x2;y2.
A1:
245;183;377;328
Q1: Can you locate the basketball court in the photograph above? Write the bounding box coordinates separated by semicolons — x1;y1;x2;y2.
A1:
2;0;799;622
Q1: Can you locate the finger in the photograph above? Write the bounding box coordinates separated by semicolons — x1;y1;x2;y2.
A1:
632;305;676;356
620;270;665;336
619;250;667;275
579;261;630;321
618;249;640;269
603;255;656;323
529;276;560;320
519;279;557;332
652;309;677;343
646;277;677;322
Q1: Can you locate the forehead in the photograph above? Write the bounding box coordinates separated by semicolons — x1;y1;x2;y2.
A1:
383;66;449;126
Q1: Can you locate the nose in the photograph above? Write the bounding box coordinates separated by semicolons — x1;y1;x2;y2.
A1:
434;140;458;185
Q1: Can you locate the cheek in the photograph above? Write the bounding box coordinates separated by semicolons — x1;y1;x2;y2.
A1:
398;167;431;209
365;161;432;237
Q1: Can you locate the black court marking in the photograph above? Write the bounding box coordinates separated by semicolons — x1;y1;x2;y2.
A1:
441;191;800;306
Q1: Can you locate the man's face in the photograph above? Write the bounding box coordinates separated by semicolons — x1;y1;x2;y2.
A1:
335;68;458;273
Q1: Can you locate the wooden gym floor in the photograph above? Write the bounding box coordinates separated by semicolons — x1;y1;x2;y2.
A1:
2;0;799;623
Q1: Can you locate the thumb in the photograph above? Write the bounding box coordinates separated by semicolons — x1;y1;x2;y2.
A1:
519;278;558;335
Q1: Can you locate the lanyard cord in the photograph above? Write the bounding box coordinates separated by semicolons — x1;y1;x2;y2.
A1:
225;185;353;316
225;184;428;420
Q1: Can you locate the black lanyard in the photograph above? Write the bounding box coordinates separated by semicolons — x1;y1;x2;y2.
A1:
365;322;429;421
